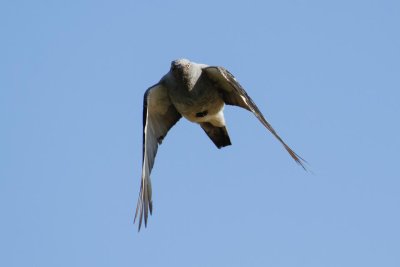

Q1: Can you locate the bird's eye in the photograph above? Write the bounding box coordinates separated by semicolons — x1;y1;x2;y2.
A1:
185;63;190;69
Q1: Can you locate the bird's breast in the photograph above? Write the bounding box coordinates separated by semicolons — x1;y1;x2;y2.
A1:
169;87;224;124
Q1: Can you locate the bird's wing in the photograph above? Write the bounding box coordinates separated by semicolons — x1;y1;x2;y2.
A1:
203;66;307;169
135;83;181;231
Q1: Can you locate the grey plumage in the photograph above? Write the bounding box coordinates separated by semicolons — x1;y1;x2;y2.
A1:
134;59;306;230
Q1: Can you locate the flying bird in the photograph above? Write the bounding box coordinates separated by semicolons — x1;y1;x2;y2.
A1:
134;59;306;230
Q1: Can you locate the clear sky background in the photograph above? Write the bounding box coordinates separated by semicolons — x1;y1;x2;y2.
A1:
1;1;399;266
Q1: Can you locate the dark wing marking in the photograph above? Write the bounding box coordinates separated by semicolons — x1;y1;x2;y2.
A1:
203;66;307;169
134;83;181;231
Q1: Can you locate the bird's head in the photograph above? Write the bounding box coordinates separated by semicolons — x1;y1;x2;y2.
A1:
170;58;203;90
170;58;191;76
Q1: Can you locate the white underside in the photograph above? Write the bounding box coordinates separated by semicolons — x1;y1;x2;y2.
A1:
184;108;226;127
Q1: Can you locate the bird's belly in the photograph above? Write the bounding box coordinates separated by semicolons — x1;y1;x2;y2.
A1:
173;95;225;125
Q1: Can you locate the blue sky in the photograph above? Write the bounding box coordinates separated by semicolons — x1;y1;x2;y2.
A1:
1;0;400;266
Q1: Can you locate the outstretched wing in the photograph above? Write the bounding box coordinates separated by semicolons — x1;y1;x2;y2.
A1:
135;83;181;231
203;66;307;169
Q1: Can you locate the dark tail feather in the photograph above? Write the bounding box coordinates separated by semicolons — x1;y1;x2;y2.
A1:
200;122;232;149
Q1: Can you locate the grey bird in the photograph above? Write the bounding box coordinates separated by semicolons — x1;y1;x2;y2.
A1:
134;58;306;230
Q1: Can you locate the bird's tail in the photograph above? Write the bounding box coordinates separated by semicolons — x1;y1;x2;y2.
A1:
200;122;232;149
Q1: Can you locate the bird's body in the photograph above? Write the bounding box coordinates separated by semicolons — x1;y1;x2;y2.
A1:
134;59;306;230
165;59;225;126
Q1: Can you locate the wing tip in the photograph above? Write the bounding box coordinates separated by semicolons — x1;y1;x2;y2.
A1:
284;145;311;172
134;187;153;232
134;205;149;232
